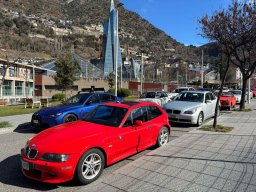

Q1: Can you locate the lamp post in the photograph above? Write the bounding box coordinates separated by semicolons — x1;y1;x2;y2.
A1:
114;3;124;96
140;53;144;95
201;49;204;87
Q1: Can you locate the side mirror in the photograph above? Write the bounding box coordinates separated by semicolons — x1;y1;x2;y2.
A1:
134;120;143;126
205;99;211;104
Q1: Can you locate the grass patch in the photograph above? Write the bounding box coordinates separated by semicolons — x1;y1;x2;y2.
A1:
124;96;139;101
233;108;252;112
0;101;61;117
199;125;233;133
0;121;12;128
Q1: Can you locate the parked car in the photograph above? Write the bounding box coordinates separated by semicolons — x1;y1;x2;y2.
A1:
252;88;256;97
139;91;169;107
237;88;253;99
229;90;243;103
168;87;195;100
31;91;123;129
164;91;218;126
21;101;171;184
220;92;236;110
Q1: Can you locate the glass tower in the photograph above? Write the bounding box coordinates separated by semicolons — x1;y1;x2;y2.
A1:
102;0;123;77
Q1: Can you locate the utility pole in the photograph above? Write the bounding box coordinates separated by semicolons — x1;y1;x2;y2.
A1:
114;8;119;96
140;53;144;95
185;62;188;87
201;49;204;87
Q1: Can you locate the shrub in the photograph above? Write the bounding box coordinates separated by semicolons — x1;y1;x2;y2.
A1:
108;88;130;98
52;93;66;101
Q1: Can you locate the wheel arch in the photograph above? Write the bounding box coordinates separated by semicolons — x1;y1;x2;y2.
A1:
79;146;108;167
62;112;79;121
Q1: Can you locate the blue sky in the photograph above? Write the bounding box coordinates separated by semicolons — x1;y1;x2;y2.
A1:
120;0;232;46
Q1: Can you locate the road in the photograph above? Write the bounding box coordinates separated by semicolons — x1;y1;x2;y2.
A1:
0;116;219;192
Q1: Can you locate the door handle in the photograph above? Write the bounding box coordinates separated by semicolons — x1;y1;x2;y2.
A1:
147;126;152;129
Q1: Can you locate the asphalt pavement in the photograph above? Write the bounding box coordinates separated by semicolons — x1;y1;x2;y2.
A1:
1;101;256;191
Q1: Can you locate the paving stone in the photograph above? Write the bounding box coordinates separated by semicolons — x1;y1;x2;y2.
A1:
212;178;226;190
176;170;199;182
194;174;217;187
202;166;223;177
185;183;209;192
165;178;190;192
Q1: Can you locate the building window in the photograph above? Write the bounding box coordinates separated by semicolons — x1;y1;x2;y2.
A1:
26;82;33;97
15;81;23;96
2;80;12;96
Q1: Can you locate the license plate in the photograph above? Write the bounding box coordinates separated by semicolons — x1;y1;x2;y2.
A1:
21;159;30;171
169;114;176;118
33;119;39;124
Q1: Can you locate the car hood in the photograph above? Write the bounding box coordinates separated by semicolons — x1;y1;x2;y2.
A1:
34;104;83;115
165;101;203;111
220;96;231;101
29;120;106;153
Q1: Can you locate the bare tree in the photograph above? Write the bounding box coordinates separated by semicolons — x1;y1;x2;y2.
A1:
200;0;256;128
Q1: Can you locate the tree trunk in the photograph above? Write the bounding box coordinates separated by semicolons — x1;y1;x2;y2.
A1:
213;58;230;128
239;76;247;110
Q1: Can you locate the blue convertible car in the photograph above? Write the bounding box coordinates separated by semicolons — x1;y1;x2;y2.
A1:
31;92;123;129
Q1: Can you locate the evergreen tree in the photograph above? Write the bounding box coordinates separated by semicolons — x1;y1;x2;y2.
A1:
54;52;80;98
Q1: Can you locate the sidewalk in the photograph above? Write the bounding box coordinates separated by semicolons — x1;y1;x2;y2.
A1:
81;100;256;192
0;114;32;134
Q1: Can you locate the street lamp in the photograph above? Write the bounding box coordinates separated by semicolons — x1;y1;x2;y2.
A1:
114;2;124;97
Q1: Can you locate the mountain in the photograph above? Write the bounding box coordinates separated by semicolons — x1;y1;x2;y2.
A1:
0;0;213;75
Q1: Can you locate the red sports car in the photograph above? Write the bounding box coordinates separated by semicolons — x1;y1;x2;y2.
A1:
220;92;236;110
21;101;171;185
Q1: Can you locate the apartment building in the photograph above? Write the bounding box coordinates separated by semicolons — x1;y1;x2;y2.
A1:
0;59;34;103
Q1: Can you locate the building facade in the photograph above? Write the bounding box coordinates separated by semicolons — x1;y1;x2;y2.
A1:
0;59;34;103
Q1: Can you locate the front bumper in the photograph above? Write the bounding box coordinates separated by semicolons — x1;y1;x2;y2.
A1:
166;112;198;124
20;149;80;184
31;114;61;129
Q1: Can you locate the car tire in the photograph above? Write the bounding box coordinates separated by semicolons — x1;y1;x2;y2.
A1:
196;112;204;127
156;126;169;147
63;114;77;123
75;148;105;185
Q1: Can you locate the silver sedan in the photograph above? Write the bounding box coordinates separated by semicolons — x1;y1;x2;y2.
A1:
164;91;218;126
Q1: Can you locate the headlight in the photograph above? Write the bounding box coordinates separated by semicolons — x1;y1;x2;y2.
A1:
48;112;62;118
40;153;69;162
184;108;198;114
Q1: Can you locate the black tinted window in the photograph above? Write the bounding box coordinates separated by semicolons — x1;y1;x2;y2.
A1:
87;94;100;104
100;94;111;102
148;106;162;120
123;113;133;127
132;107;148;122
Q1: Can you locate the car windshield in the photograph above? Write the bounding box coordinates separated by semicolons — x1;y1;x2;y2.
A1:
229;91;241;95
222;92;232;97
83;105;128;127
175;88;188;93
140;92;156;98
65;94;90;104
174;92;204;103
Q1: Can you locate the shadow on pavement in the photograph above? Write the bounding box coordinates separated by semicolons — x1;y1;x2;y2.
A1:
13;123;39;134
0;154;57;191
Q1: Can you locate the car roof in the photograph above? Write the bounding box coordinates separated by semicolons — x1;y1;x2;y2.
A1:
179;90;210;94
78;92;113;96
102;101;158;109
